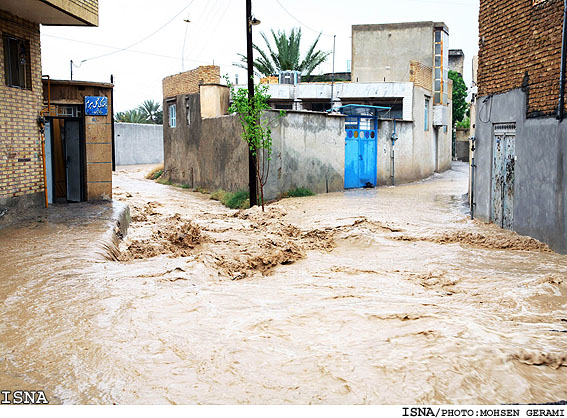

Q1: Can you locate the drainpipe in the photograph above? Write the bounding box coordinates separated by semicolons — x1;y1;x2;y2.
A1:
110;75;116;171
558;0;567;121
470;136;476;219
390;119;398;186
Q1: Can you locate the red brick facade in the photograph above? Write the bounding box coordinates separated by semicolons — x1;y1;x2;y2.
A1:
0;10;44;202
478;0;564;117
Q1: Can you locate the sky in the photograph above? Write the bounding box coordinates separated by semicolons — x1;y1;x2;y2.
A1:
40;0;480;113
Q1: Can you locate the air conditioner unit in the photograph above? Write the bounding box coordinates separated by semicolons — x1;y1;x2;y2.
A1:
279;71;301;86
433;105;448;127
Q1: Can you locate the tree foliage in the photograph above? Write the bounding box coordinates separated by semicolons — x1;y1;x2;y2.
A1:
115;99;163;124
139;99;163;124
226;76;284;210
449;70;468;126
237;28;331;77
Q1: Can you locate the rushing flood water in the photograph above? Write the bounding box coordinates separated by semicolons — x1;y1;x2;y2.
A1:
0;163;565;404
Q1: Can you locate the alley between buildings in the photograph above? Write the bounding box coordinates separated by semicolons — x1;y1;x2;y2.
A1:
0;162;565;404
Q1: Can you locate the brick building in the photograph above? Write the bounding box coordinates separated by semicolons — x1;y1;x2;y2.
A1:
473;0;567;252
0;1;98;219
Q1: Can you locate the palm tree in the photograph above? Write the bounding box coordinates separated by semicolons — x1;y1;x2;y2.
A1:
115;109;149;124
138;100;162;124
237;28;331;77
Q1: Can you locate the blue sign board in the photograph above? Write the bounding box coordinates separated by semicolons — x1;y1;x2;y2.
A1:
85;96;108;116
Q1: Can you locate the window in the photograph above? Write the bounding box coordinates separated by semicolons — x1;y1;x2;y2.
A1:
433;28;449;105
168;103;176;128
3;34;31;89
424;97;430;131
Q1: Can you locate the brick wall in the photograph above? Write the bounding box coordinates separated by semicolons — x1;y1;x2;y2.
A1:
478;0;564;117
0;10;44;203
162;66;220;99
409;60;433;92
260;76;279;84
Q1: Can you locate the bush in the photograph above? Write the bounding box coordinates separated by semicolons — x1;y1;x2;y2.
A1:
224;190;250;209
456;116;470;130
146;164;164;180
286;187;315;197
210;189;227;201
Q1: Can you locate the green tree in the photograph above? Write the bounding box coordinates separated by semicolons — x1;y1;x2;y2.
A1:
449;70;468;126
115;109;149;124
138;100;163;124
237;28;331;77
225;76;284;210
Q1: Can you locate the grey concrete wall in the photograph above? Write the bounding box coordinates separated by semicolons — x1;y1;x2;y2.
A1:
163;95;345;200
352;22;435;83
163;94;248;191
455;128;470;161
474;88;567;253
264;110;345;200
115;123;163;165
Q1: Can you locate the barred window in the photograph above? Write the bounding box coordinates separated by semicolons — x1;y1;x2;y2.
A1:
3;33;31;90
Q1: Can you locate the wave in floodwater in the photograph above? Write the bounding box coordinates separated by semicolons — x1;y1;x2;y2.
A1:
0;164;565;405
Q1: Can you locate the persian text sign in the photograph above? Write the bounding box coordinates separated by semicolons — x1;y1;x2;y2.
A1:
85;96;108;116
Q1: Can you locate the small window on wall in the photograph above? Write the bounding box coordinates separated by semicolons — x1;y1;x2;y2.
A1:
424;97;430;131
3;34;32;89
169;103;176;128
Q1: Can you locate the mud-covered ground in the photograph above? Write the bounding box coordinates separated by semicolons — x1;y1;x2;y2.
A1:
0;162;565;404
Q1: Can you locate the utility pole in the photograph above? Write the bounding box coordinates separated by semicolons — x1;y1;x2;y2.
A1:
246;0;258;207
70;60;73;80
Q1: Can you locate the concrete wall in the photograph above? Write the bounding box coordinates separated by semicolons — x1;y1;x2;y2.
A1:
474;88;567;253
163;94;345;200
163;94;249;192
352;22;436;83
455;128;470;161
372;86;451;185
200;84;229;119
115;123;163;166
264;110;345;200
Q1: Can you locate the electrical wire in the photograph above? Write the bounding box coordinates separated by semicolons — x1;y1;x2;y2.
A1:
43;33;238;67
77;0;198;64
273;0;335;37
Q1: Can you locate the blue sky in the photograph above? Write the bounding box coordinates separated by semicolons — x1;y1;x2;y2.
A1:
40;0;480;112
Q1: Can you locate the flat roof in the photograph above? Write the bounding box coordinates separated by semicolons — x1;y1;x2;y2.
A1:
353;21;449;34
43;79;113;89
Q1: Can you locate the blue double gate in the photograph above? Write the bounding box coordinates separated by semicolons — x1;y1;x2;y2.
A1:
338;105;387;189
345;127;377;188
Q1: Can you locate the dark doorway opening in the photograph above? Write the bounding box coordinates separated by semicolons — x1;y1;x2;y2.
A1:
46;117;86;203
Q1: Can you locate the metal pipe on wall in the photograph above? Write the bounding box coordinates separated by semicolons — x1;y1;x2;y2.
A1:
110;75;116;171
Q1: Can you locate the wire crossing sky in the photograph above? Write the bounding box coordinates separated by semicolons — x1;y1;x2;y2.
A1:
40;0;479;112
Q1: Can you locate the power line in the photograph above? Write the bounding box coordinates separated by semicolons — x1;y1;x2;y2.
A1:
78;0;198;64
43;33;238;67
273;0;335;37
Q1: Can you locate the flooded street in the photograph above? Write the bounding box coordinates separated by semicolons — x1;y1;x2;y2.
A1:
0;162;565;404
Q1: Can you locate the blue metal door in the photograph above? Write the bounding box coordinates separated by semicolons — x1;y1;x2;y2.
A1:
338;105;384;189
344;128;377;189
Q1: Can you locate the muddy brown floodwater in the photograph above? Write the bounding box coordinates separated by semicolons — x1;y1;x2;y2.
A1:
0;162;565;404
